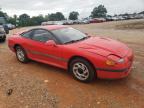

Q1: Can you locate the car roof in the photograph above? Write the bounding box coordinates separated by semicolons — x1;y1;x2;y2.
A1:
16;25;68;35
41;25;67;31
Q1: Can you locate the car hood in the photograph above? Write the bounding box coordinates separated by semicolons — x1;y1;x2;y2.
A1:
75;37;129;57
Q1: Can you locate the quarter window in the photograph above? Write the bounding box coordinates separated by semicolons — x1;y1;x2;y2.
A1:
21;30;32;38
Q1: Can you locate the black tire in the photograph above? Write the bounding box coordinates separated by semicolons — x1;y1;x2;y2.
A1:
1;37;6;42
15;46;29;63
69;58;95;83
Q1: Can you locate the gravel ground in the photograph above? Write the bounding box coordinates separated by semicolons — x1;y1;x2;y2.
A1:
0;46;58;108
0;19;144;108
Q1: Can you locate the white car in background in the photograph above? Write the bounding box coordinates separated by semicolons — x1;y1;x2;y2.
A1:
7;23;15;30
81;19;90;24
41;21;64;25
63;20;73;25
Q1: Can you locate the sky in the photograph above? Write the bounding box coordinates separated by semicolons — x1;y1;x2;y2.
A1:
0;0;144;18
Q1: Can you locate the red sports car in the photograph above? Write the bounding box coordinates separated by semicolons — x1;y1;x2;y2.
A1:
8;25;134;82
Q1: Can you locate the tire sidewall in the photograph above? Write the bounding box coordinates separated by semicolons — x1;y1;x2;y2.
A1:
0;37;6;42
2;38;6;42
15;46;29;63
70;58;95;83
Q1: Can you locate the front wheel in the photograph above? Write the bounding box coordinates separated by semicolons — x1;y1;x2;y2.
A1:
0;36;6;42
69;58;96;83
2;37;6;42
15;46;29;63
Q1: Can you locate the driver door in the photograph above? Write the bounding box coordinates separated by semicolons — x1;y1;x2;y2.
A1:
26;29;62;67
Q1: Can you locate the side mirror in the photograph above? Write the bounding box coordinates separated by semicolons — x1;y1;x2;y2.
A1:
85;33;91;37
45;40;56;46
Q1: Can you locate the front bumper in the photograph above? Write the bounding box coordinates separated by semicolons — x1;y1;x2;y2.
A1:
96;65;132;79
96;50;133;79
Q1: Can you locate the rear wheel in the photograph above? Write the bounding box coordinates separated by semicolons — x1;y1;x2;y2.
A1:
15;46;29;63
69;58;95;83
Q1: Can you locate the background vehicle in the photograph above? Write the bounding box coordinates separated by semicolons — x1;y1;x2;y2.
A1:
0;25;6;42
90;18;106;23
81;19;90;24
41;21;64;26
63;20;73;25
6;23;16;30
0;17;9;34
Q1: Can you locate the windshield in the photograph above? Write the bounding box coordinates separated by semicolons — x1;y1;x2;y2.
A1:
51;27;88;44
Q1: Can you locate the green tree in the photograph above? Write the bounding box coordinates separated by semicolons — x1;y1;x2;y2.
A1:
45;15;49;21
14;15;17;26
48;13;56;21
48;12;65;21
0;9;9;24
55;12;65;20
69;11;79;20
8;15;17;26
0;11;8;20
18;14;30;27
8;17;15;25
91;5;107;18
30;15;45;25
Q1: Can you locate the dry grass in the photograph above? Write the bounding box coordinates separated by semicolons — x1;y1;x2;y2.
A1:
116;19;144;29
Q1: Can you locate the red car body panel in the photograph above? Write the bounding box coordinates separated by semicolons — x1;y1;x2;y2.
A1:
8;25;134;79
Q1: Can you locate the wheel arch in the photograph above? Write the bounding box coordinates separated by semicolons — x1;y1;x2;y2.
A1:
13;44;22;51
13;44;30;63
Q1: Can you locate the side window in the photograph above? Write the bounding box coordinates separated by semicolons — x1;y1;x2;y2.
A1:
21;31;32;38
32;29;52;42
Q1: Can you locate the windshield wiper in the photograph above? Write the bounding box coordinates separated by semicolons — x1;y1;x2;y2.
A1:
79;36;89;41
64;40;79;44
64;36;90;44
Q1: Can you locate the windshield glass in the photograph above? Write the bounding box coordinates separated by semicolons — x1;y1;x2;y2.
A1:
51;27;87;44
